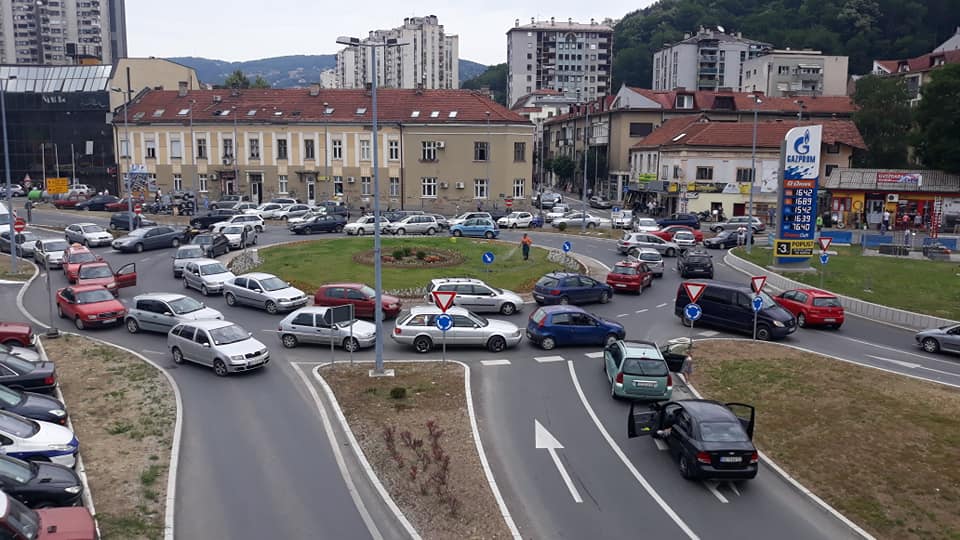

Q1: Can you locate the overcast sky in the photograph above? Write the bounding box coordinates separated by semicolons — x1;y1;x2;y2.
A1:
127;1;655;66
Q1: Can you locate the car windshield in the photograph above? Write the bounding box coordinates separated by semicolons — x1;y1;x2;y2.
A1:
536;276;559;288
4;494;40;538
613;265;639;275
0;384;22;406
358;285;376;298
82;225;105;233
223;226;244;234
0;412;39;438
622;357;668;377
675;232;694;239
454;213;474;220
76;289;115;304
78;265;112;279
69;252;97;263
636;219;657;227
177;246;204;259
260;277;289;291
470;312;489;326
699;421;750;442
209;324;249;345
0;455;32;484
716;231;733;239
506;212;522;219
169;296;204;314
18;232;39;243
813;296;842;307
44;240;69;252
758;291;778;309
200;263;229;276
192;235;213;245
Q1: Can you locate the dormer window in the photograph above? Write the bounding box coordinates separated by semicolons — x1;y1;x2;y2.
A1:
675;94;693;109
356;107;367;115
714;96;734;110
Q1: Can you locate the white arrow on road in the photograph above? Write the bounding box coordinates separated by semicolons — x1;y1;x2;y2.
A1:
535;420;582;503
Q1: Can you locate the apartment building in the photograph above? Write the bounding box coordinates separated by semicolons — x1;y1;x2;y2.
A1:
336;15;459;90
652;26;771;92
506;17;615;109
741;50;849;97
873;27;960;104
0;0;126;65
113;87;534;213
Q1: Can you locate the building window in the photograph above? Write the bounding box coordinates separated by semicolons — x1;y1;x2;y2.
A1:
388;139;400;161
278;174;288;194
278;139;288;160
249;138;260;159
825;143;840;154
389;177;400;197
223;138;234;160
825;164;838;177
421;141;437;161
736;168;755;183
513;179;525;199
361;176;371;195
332;139;343;160
198;174;208;192
304;139;315;160
145;139;156;159
196;138;207;159
474;142;489;162
421;177;437;198
629;123;653;137
360;139;371;161
173;174;182;191
333;176;344;194
513;142;526;162
170;138;182;159
120;139;130;158
695;167;713;181
673;165;681;179
474;178;489;199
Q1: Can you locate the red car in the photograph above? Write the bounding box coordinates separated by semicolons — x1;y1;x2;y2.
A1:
774;288;845;329
75;262;137;295
51;195;87;210
652;225;704;243
62;244;102;283
0;322;35;348
605;260;654;294
105;197;144;212
56;285;127;330
314;283;402;319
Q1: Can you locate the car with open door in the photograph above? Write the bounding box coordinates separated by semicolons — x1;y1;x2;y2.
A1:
627;399;758;480
55;285;127;330
74;262;136;295
61;245;102;283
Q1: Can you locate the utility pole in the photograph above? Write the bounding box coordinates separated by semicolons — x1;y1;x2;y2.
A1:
1;76;17;273
581;102;589;231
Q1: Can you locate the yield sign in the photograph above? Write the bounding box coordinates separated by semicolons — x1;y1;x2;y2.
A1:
682;282;706;304
431;291;457;312
751;276;767;294
818;237;832;251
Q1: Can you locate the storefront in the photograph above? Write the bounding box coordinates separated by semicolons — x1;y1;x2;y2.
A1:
824;169;960;231
661;181;778;220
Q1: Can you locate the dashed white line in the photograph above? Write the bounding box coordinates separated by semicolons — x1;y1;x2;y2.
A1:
583;352;604;359
142;349;166;355
535;355;565;363
480;359;512;366
704;481;730;504
697;331;720;337
616;313;630;318
635;309;648;314
656;303;669;308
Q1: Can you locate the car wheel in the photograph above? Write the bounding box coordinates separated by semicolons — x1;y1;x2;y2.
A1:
453;230;462;237
604;333;619;347
499;303;516;315
200;285;210;296
797;313;807;327
599;291;610;304
343;337;360;352
334;225;344;233
225;292;237;306
281;334;298;348
679;454;697;480
171;238;180;248
57;304;64;318
712;226;723;233
487;336;507;353
587;222;596;229
413;336;433;353
213;359;229;377
181;277;191;290
540;336;556;350
134;243;143;253
426;227;436;236
666;248;676;257
109;222;117;230
265;301;278;315
396;228;406;236
510;223;517;229
357;228;365;235
74;317;84;331
756;325;772;341
559;296;570;305
484;231;494;239
921;337;940;353
171;347;184;364
125;318;140;334
255;225;263;233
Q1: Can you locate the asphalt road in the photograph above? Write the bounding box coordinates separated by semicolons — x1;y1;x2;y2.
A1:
14;208;958;540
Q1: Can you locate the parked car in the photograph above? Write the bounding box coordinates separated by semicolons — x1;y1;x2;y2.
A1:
0;354;56;393
618;232;679;257
0;343;39;364
632;217;660;232
0;231;41;258
313;283;402;319
588;195;613;209
189;209;241;229
383;210;424;223
211;214;264;234
209;194;248;209
223;272;309;314
426;278;523;315
74;261;137;295
74;195;119;212
429;214;450;230
611;210;634;229
627;400;758;480
526;305;625;350
33;239;69;269
629;248;665;278
604;340;675;400
710;216;765;233
125;293;223;334
391;306;522;353
171;245;207;278
274;203;314;221
552;212;611;229
0;384;66;426
657;213;701;230
220;224;258;249
246;202;287;219
182;259;235;296
533;272;613;306
447;212;492;227
289;215;346;235
0;410;77;468
676;249;714;279
233;202;261;213
269;197;297;206
51;195;87;210
343;215;390;236
277;306;376;351
111;226;184;253
774;289;844;329
61;245;102;283
0;323;35;349
0;185;25;198
533;192;563;209
286;210;324;228
385;215;441;236
449;218;498;238
56;285;127;330
167;319;269;376
190;233;230;258
0;454;83;508
104;197;144;212
652;225;704;243
63;223;113;247
674;280;796;341
703;229;754;249
497;212;535;229
915;323;960;355
544;205;572;222
109;212;156;231
606;260;654;294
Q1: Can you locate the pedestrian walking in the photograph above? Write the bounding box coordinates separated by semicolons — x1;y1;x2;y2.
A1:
521;233;532;261
816;214;824;232
882;209;891;232
681;354;694;385
736;226;746;246
914;213;923;227
24;200;32;223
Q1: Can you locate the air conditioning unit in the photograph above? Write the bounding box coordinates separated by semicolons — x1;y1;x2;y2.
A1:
347;177;356;183
440;182;449;189
886;193;899;203
209;173;218;181
436;141;446;149
455;182;465;189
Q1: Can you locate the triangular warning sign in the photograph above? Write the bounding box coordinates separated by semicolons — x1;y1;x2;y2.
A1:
818;237;832;251
682;282;706;304
431;291;457;312
751;276;767;293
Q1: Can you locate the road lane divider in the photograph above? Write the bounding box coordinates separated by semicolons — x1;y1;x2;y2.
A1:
583;352;604;359
481;359;512;366
535;355;566;363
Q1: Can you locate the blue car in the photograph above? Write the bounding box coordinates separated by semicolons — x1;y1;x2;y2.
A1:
532;272;614;305
526;305;625;350
450;218;499;239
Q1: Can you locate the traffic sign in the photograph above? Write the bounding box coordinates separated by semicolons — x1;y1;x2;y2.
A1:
505;198;513;208
612;206;621;213
819;253;829;265
435;313;453;332
431;290;457;312
134;204;142;215
818;237;832;251
46;177;68;195
13;218;26;233
684;303;702;321
562;241;572;253
482;252;495;265
751;276;767;293
682;282;706;304
752;295;763;312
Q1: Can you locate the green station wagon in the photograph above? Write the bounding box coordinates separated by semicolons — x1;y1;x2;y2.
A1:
604;340;674;400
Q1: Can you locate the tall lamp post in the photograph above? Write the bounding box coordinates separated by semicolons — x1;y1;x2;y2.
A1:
323;101;331;203
746;94;762;254
111;86;134;229
2;76;17;273
581;102;589;231
337;35;406;376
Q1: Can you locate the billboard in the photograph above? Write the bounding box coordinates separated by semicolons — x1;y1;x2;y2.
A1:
877;172;922;184
775;126;823;264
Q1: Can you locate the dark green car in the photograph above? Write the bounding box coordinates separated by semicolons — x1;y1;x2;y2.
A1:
604;340;680;400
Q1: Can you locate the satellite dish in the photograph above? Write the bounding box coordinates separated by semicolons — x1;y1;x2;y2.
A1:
717;25;725;33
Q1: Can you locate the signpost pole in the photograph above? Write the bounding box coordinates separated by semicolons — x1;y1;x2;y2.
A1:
753;307;758;340
45;264;58;337
330;317;335;365
349;305;355;365
442;331;447;365
1;78;17;274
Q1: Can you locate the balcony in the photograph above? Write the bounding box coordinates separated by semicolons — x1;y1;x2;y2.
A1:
698;66;718;75
699;55;718;63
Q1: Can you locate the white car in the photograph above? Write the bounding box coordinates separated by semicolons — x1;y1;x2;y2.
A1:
672;230;698;249
633;217;660;232
245;202;288;219
0;410;78;468
629;248;665;277
497;212;534;229
618;232;680;257
0;343;40;363
612;210;634;229
211;214;264;233
33;239;70;269
221;224;258;249
447;212;492;227
277;306;377;350
545;205;572;222
551;212;610;229
172;244;207;278
343;215;390;235
274;204;315;221
64;223;114;247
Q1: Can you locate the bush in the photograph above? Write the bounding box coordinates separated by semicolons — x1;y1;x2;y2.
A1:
558;222;568;231
402;247;413;257
416;250;427;260
389;387;407;400
392;249;406;260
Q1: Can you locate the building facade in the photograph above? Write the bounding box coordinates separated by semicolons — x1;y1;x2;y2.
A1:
740;50;849;97
873;28;960;105
506;17;615;108
510;89;579;188
113;88;534;213
336;16;459;91
652;26;771;92
0;0;127;65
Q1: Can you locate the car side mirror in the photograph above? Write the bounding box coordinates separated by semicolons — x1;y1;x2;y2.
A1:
202;342;210;348
163;312;173;317
253;288;262;293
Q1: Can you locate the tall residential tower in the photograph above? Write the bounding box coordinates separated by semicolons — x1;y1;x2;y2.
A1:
0;0;127;65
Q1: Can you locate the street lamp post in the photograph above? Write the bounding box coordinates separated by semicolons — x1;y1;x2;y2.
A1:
232;105;239;196
746;95;762;254
323;101;331;203
1;77;17;273
581;103;589;231
111;86;134;229
338;35;406;376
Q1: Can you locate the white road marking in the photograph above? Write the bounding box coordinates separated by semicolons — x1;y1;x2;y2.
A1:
481;359;511;366
142;349;166;356
865;354;920;369
842;335;957;366
654;438;669;451
697;331;720;337
656;303;669;308
534;420;583;503
704;481;729;503
728;482;741;497
616;313;630;318
535;355;565;363
566;361;700;539
583;352;604;359
635;309;648;314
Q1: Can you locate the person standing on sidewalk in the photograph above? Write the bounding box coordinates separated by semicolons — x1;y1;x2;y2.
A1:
521;233;533;261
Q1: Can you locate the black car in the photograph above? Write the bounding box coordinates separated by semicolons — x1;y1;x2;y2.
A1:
657;213;701;230
290;215;346;234
0;454;83;508
191;233;230;257
0;384;66;425
628;399;758;480
190;209;241;229
0;354;56;393
675;280;796;341
704;230;754;249
109;212;156;231
534;192;563;209
318;202;350;218
676;249;714;279
75;195;120;212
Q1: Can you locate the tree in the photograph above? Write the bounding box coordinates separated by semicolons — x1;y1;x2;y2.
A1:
224;69;251;89
251;75;271;89
547;155;576;181
852;75;912;168
912;64;960;174
461;64;508;105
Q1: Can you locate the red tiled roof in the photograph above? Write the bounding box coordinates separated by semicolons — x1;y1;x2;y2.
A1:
120;88;530;125
624;87;857;115
632;116;866;150
875;49;960;75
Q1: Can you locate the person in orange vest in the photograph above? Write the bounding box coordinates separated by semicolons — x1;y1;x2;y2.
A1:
521;233;533;261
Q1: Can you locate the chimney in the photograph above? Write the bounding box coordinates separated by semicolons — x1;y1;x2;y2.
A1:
550;17;555;26
590;18;595;25
213;95;222;103
531;17;535;24
309;84;320;97
568;17;573;25
515;18;519;27
177;81;188;97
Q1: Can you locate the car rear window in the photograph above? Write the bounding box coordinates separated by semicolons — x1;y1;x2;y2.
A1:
613;265;638;275
639;253;661;262
687;256;711;264
622;357;668;377
813;297;841;307
536;276;559;288
699;421;749;442
530;308;547;325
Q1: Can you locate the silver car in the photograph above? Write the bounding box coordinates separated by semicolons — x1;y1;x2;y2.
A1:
710;216;766;233
172;245;207;278
34;239;70;268
221;224;258;249
617;232;679;257
125;293;223;334
0;342;40;363
632;217;660;232
343;215;390;236
64;223;113;247
629;248;665;277
276;204;314;221
0;231;41;257
167;319;269;376
277;306;376;351
182;258;236;296
391;305;522;353
426;278;525;315
222;272;309;314
384;215;440;235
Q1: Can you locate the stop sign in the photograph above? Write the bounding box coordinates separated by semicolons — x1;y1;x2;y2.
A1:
134;204;142;215
13;217;26;233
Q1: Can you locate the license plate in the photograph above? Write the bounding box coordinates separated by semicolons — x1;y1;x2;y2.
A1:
633;380;656;387
102;318;116;324
824;318;836;322
720;456;742;463
615;283;626;288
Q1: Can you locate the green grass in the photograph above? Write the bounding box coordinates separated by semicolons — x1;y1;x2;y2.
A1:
734;245;960;320
255;237;566;294
0;267;34;281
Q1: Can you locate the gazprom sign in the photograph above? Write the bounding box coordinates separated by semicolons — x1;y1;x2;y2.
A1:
775;126;823;265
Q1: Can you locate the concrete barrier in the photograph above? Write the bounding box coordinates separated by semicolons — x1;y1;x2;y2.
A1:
820;230;853;244
922;236;958;250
